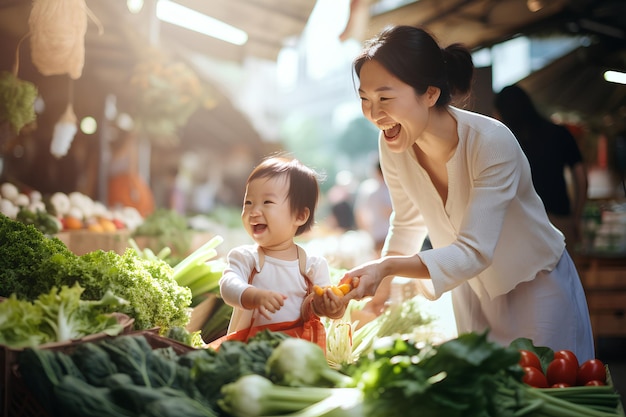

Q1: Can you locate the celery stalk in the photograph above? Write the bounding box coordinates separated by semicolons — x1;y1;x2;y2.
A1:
172;234;223;278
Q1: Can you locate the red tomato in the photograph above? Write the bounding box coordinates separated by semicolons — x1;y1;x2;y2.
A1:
577;359;606;385
519;350;542;370
546;358;578;386
585;380;606;386
551;382;571;388
522;366;549;388
554;350;579;367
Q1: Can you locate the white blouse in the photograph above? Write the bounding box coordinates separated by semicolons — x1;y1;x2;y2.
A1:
380;106;565;301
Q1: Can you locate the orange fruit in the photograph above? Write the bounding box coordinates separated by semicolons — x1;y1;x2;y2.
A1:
87;222;104;232
313;285;325;296
330;286;344;297
99;218;117;232
64;215;83;230
337;283;351;294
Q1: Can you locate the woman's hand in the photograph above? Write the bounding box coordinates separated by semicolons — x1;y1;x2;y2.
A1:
339;258;387;301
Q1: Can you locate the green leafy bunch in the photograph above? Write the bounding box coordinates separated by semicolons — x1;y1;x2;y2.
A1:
346;331;523;417
0;70;38;134
0;214;192;332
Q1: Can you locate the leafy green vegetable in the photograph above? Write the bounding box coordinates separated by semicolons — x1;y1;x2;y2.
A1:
509;336;555;373
266;337;353;388
1;214;193;332
0;70;38;134
219;373;338;417
0;293;45;347
71;342;119;386
191;330;288;404
0;213;77;300
141;395;218;417
0;284;128;348
16;207;61;235
165;326;204;348
18;334;217;416
53;375;135;417
344;331;524;417
37;284;129;343
133;208;193;259
73;249;192;331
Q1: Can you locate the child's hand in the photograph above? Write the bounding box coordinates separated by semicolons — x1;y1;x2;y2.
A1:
312;285;349;319
244;288;286;320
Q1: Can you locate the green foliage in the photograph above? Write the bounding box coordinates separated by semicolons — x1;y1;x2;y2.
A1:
0;70;38;134
18;335;217;417
344;331;524;417
0;284;128;348
73;249;192;331
0;213;77;300
192;330;289;404
16;207;61;235
133;208;193;257
0;214;192;332
266;337;353;388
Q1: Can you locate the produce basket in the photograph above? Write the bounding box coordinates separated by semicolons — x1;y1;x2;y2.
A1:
1;313;134;417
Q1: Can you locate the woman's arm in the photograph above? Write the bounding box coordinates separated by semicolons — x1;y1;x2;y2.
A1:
340;253;430;303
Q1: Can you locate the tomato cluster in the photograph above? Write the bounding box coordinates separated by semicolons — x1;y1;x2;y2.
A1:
519;349;607;388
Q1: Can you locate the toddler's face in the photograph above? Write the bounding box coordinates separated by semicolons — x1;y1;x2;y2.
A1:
242;175;301;250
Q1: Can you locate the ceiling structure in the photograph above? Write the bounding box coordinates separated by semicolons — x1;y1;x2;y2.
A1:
0;0;624;189
0;0;623;134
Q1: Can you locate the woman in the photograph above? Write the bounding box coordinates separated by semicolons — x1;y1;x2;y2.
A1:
340;25;595;361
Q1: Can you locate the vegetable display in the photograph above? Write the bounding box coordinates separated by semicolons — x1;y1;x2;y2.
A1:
0;213;191;332
17;331;288;417
14;330;624;417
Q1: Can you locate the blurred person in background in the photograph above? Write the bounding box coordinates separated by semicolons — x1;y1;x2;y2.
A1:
339;25;594;361
326;170;357;232
494;84;588;248
353;160;392;255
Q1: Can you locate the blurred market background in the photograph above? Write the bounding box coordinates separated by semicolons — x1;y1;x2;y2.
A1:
1;0;625;395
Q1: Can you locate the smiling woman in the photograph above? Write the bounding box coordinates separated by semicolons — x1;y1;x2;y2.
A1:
340;24;596;364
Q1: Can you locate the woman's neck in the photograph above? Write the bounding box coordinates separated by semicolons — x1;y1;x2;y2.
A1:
416;107;458;160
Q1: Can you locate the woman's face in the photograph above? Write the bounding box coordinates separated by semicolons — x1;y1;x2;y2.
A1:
358;59;435;153
241;175;306;251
